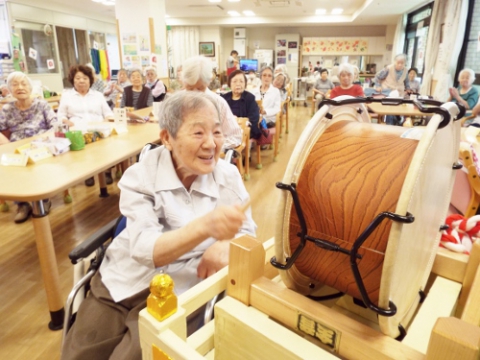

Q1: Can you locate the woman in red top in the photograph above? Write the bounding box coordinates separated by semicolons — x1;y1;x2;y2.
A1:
330;63;365;99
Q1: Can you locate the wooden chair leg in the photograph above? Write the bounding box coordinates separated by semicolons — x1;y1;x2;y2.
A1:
256;144;262;169
285;105;289;134
63;190;72;204
0;199;9;212
244;140;250;181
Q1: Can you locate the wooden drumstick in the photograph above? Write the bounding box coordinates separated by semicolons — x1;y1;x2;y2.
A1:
239;200;251;213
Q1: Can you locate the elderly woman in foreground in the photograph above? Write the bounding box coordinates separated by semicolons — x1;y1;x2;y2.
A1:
62;90;256;360
0;71;57;223
181;55;242;149
329;63;365;99
448;68;479;111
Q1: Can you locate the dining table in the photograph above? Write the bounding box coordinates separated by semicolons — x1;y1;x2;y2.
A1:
367;102;426;124
0;122;161;330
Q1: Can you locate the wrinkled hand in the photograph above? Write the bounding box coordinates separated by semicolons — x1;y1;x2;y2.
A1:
375;87;382;93
204;204;246;241
197;241;230;279
449;87;459;99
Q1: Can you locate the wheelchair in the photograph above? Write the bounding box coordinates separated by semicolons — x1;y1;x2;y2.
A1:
62;142;224;346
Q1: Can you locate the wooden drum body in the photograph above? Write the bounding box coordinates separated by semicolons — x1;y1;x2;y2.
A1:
275;102;461;338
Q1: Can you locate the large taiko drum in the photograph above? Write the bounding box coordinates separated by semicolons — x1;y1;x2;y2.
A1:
274;99;461;338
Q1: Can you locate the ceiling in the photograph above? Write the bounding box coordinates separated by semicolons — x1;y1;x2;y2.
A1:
15;0;431;27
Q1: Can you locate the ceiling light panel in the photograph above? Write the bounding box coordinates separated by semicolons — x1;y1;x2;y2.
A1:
331;8;343;14
227;10;241;16
243;10;255;16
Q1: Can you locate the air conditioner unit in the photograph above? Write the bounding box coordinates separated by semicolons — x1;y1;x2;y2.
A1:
234;28;246;39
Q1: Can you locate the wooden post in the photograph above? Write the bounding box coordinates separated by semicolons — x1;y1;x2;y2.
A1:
227;235;265;305
457;240;480;318
426;317;480;360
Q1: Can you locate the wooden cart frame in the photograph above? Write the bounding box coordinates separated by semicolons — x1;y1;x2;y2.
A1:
139;235;480;360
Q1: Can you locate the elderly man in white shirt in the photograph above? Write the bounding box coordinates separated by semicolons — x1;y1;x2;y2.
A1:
58;64;113;128
61;91;256;360
181;55;242;150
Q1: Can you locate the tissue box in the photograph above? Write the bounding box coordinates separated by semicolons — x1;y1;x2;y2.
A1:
31;137;71;156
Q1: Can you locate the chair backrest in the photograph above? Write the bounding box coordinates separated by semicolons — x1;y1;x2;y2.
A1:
256;99;263;114
236;117;250;146
115;93;122;108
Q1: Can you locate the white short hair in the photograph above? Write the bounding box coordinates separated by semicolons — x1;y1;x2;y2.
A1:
6;71;32;92
144;66;157;74
338;63;354;76
394;54;407;62
182;56;213;86
459;68;476;85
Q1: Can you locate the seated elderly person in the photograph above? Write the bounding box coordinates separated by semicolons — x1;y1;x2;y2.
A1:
87;63;106;93
246;69;261;91
208;70;221;91
144;66;166;102
312;68;334;111
371;54;408;97
448;68;479;111
58;65;114;127
0;84;10;99
274;64;290;86
103;68;131;108
252;66;282;128
405;67;421;96
181;55;242;150
169;65;183;92
273;73;287;102
221;69;261;140
58;64;114;186
121;69;154;110
0;72;56;223
61;90;256;360
329;63;365;99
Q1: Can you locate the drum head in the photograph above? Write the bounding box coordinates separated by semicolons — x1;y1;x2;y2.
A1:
275;106;459;338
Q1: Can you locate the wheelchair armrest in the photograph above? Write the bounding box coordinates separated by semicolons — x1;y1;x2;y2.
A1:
68;217;119;264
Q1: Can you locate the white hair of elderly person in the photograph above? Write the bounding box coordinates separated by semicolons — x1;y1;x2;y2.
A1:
180;55;242;150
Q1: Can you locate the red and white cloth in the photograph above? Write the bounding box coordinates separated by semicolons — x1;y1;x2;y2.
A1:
440;214;479;254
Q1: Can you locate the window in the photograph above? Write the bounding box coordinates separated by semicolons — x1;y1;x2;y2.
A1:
458;0;480;85
403;2;433;76
15;21;59;74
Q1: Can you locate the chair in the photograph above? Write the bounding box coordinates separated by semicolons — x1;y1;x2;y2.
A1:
284;83;292;134
226;117;251;181
251;109;281;169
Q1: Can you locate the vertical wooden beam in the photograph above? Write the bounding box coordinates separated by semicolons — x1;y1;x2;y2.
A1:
426;317;480;360
149;18;155;56
116;19;122;67
457;240;480;318
226;235;265;305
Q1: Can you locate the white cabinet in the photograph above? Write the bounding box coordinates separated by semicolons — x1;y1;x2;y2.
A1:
234;38;247;57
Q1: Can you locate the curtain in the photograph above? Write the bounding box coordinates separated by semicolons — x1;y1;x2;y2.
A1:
392;14;407;62
431;0;469;101
169;26;200;72
420;0;446;96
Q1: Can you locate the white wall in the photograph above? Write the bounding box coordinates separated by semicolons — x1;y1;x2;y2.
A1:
199;26;222;70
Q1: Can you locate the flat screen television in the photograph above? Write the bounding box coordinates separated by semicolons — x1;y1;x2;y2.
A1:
239;59;258;72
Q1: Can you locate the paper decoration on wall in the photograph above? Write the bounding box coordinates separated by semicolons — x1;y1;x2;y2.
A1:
124;44;137;56
47;59;55;70
139;35;149;52
150;53;157;65
154;44;162;55
28;47;37;60
302;38;368;55
141;56;149;67
93;41;99;50
122;32;137;44
277;39;286;47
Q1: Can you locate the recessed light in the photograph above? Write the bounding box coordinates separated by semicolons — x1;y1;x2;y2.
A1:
243;10;255;16
102;1;115;5
315;9;326;15
92;0;103;2
331;8;343;14
227;10;241;16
